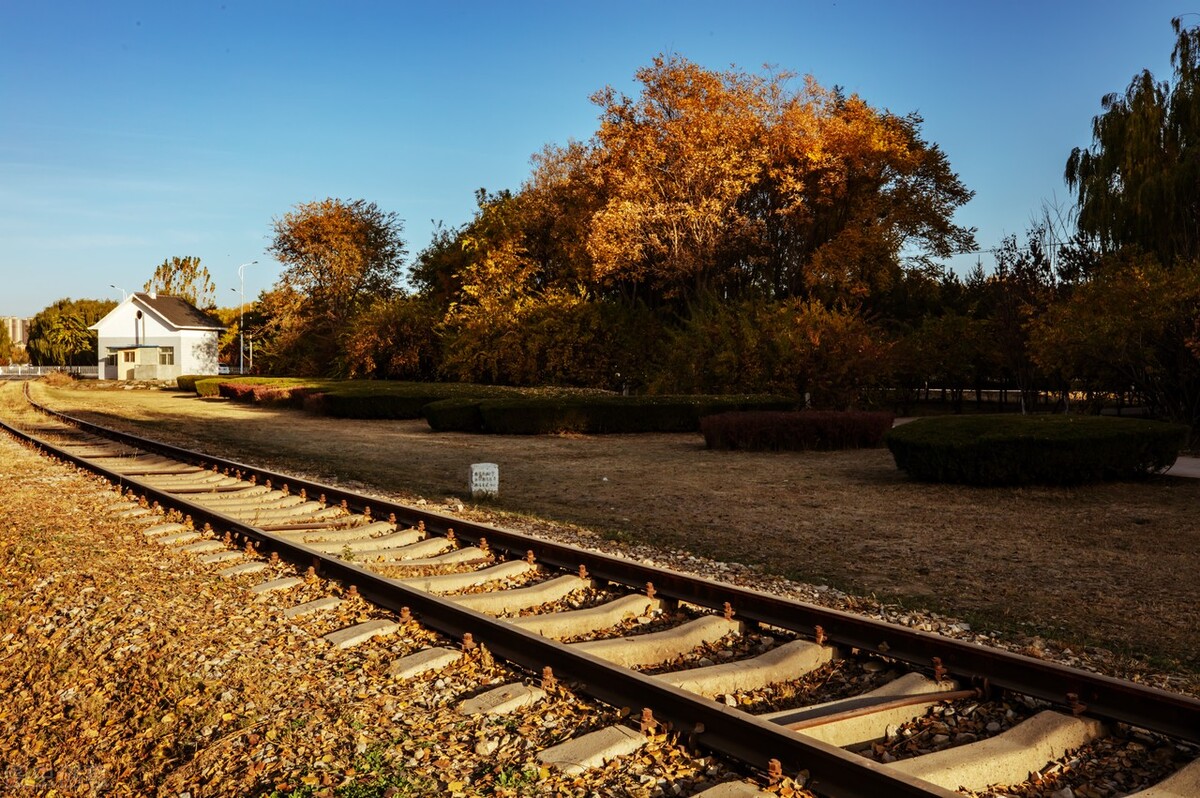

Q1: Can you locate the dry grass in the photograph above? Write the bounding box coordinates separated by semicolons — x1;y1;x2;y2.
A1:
20;381;1200;678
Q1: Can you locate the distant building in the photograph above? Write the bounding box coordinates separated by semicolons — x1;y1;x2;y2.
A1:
90;292;225;381
2;316;31;347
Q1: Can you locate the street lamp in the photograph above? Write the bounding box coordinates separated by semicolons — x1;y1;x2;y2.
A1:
109;284;128;301
237;261;257;375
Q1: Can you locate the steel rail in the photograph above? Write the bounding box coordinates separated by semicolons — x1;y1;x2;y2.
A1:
1;413;961;798
17;395;1200;746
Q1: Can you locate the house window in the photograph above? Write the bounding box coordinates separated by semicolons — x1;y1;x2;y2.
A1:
122;351;135;363
158;347;174;366
106;354;117;366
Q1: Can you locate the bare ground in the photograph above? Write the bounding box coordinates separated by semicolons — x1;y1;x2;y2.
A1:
17;381;1200;681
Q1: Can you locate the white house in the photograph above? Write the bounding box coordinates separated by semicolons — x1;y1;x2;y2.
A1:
91;292;225;381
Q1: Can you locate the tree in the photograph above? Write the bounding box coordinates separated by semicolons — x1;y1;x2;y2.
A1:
1065;17;1200;266
144;256;216;308
983;229;1061;412
0;323;12;366
1030;251;1200;428
586;57;975;307
25;298;116;367
343;295;441;381
587;57;769;303
266;198;407;375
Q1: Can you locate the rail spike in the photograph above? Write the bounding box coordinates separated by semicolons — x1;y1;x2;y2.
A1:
639;707;658;735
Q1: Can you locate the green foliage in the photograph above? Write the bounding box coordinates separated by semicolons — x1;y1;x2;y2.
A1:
175;374;202;392
472;394;796;435
184;376;525;418
1030;251;1200;429
701;410;895;451
194;378;225;397
885;415;1187;485
422;397;485;432
1065;17;1200;266
25;297;116;367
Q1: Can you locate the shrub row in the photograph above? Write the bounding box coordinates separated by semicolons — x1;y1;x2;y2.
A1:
184;377;531;418
423;395;797;434
214;381;318;407
181;377;799;434
700;410;895;451
313;389;463;419
884;414;1187;485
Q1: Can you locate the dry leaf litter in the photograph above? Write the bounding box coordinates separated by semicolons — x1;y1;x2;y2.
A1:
0;432;775;797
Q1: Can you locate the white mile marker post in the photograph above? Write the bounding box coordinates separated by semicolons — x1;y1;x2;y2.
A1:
469;463;499;498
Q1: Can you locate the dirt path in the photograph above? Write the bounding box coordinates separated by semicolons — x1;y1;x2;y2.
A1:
23;382;1200;679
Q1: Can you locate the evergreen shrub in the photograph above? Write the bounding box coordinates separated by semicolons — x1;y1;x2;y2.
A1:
884;415;1188;485
423;398;485;432
471;395;796;435
317;391;444;419
175;374;201;392
701;410;894;451
194;378;224;397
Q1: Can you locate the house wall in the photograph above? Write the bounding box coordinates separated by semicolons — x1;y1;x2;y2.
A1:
94;300;220;381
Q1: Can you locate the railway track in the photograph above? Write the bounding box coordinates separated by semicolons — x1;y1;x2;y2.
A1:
2;387;1198;797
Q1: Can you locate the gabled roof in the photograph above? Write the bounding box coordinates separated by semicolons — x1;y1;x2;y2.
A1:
133;292;224;330
90;292;225;333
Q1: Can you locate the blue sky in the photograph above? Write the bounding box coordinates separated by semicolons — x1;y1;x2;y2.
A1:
0;1;1186;316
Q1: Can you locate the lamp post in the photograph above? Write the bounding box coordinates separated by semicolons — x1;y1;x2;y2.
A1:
109;284;128;301
237;261;257;375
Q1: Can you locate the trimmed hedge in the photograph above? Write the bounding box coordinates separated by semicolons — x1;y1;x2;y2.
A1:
885;414;1188;486
180;376;798;434
423;397;486;432
317;390;448;419
184;377;531;418
425;395;797;435
175;374;202;392
701;410;894;451
194;378;224;397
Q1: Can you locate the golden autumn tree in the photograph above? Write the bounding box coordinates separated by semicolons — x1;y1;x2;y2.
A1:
265;198;406;375
584;57;975;307
587;57;769;302
410;55;974;394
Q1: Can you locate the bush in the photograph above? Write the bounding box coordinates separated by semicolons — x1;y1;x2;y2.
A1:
175;374;202;392
194;378;225;397
40;371;77;387
885;415;1188;486
701;411;895;451
470;395;797;435
423;398;485;432
318;391;445;419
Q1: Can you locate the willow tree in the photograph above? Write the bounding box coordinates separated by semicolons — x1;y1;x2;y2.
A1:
25;298;116;366
1065;17;1200;266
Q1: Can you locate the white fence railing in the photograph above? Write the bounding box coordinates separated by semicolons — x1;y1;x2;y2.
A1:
0;365;99;378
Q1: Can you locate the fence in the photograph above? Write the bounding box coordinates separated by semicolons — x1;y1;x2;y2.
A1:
0;365;99;378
